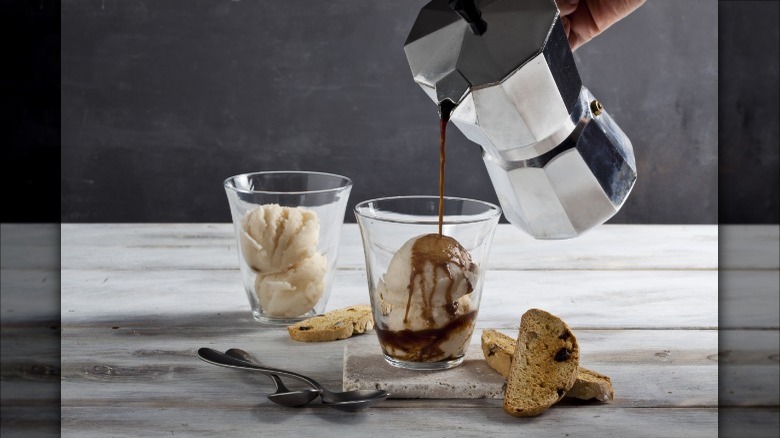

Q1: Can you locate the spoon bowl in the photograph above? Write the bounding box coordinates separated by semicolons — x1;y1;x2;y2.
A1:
224;349;320;407
197;348;389;411
319;389;391;412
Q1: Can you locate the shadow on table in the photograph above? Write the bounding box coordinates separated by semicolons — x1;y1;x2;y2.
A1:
1;224;61;438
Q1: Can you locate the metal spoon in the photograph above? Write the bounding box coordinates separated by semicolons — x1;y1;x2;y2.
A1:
223;348;320;407
197;348;389;412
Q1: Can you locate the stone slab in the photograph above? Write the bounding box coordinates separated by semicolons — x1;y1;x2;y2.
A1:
342;335;505;399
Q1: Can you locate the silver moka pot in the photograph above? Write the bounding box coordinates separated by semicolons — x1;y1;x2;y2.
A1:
404;0;637;239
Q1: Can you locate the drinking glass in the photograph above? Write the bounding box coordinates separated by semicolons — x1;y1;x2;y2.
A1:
355;195;501;370
224;171;352;325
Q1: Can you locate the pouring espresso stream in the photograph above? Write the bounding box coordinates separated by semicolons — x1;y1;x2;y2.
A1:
437;100;456;236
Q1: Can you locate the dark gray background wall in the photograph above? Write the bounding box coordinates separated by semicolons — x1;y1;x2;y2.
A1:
719;1;779;223
61;0;722;223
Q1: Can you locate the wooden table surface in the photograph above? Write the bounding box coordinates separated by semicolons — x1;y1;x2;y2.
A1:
6;223;780;436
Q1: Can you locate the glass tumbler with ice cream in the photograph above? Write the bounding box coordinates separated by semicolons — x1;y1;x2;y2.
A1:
224;171;352;325
355;196;501;370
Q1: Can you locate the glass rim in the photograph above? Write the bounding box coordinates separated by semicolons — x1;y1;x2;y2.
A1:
354;195;502;225
223;170;353;196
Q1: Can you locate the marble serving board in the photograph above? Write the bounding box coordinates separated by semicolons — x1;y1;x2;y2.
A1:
342;335;506;399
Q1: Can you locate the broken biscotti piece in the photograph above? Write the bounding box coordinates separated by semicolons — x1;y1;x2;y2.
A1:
502;309;580;417
481;329;614;402
566;367;614;402
287;305;374;342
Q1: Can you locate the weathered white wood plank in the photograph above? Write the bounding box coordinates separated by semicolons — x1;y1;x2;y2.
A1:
1;326;61;430
1;222;60;438
720;225;780;270
60;405;718;438
0;224;60;271
59;328;716;408
0;326;61;438
1;406;60;438
721;270;780;329
60;223;720;271
720;408;780;438
341;332;717;401
60;269;718;329
53;224;778;272
479;269;717;329
49;223;779;437
1;224;61;325
719;330;780;407
481;224;718;271
1;268;61;324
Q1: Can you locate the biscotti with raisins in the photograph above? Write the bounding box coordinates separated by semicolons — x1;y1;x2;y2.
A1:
287;304;373;342
503;309;580;417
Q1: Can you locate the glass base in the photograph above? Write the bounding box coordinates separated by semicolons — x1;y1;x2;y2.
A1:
382;353;465;371
251;309;317;326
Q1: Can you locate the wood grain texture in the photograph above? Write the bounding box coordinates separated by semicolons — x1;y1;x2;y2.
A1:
0;224;60;271
60;268;717;329
49;224;780;435
719;330;780;407
1;225;61;438
58;327;719;411
60;223;719;271
720;225;780;270
60;406;719;438
721;270;780;329
57;314;723;434
720;408;780;438
342;331;717;401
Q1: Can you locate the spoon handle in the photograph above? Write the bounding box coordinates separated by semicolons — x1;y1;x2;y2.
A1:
197;348;323;390
224;349;287;393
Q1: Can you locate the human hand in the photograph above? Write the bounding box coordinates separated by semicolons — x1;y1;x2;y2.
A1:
556;0;646;50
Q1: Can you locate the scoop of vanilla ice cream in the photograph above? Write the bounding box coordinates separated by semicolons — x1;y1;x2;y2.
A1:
377;233;479;332
255;252;327;318
240;204;320;274
239;204;326;317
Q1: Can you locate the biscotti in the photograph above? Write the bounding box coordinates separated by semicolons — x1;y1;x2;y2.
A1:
287;304;374;342
502;309;580;417
566;367;614;401
481;329;516;377
482;329;614;401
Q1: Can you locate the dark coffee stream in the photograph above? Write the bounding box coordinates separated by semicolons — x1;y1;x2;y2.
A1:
437;100;456;236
